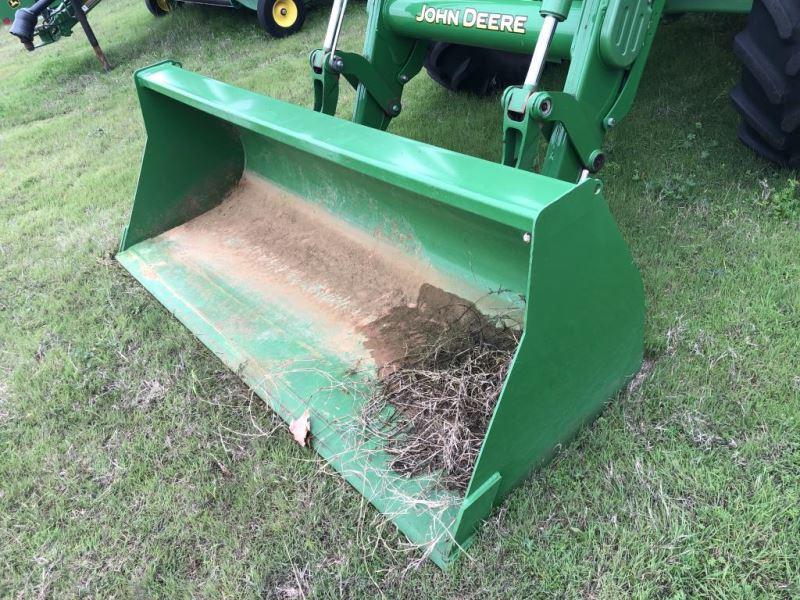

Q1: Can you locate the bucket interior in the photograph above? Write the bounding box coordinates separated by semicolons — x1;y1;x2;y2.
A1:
118;113;535;563
119;63;647;566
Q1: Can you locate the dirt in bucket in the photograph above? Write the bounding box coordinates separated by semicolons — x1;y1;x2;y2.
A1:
359;284;521;492
159;174;521;491
163;174;435;328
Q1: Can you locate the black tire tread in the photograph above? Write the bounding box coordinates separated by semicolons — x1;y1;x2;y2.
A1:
143;0;169;17
424;42;529;96
732;0;800;166
257;0;306;38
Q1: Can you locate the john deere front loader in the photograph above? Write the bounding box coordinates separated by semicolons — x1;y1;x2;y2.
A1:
116;0;795;566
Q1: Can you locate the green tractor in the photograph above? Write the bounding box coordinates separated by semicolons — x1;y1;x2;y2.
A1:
140;0;309;37
2;0;30;27
116;0;796;567
7;0;310;70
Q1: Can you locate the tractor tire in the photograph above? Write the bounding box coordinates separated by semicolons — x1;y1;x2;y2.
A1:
731;0;800;167
257;0;306;37
424;42;529;95
144;0;174;17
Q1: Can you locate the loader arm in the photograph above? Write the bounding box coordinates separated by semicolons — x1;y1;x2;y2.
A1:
310;0;751;182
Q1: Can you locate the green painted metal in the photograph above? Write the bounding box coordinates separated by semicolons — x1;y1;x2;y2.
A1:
495;0;662;178
464;176;644;513
382;0;750;60
332;50;403;115
233;0;257;10
352;0;424;128
501;86;540;169
119;60;644;567
603;0;668;129
22;0;96;47
538;0;666;180
312;0;426;127
8;0;747;57
310;45;425;120
1;0;31;24
664;0;751;13
310;49;339;115
599;0;652;68
541;0;572;20
354;0;675;180
503;89;605;172
384;0;582;57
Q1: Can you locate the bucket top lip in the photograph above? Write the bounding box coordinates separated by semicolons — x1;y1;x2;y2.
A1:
135;61;579;232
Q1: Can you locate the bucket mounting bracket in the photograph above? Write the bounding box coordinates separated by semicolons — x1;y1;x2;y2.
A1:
310;49;340;115
501;88;605;173
310;41;426;123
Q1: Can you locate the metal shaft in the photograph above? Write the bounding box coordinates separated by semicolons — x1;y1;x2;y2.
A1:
523;14;558;89
322;0;348;54
69;0;110;71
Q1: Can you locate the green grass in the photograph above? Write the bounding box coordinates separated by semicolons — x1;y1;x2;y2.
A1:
1;3;798;597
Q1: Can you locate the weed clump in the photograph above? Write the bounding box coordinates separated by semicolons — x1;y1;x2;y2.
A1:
758;178;800;221
360;285;521;491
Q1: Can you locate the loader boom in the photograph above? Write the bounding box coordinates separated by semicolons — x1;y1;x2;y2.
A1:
312;0;750;182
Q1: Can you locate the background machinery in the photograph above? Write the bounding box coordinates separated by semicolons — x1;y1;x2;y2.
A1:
6;0;310;70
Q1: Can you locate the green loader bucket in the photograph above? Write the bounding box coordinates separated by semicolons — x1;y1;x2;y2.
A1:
118;61;645;567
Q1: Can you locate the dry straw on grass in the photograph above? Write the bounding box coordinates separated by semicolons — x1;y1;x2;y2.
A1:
361;295;521;491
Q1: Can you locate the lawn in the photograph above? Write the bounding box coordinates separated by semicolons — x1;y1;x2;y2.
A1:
0;2;798;597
